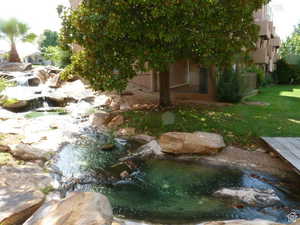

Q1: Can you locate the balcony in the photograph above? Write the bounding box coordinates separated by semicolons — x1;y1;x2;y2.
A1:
255;20;272;39
267;45;275;58
251;48;269;64
271;37;281;48
271;26;276;38
253;5;272;21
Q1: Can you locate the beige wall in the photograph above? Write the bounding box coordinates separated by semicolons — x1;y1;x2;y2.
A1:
253;4;281;73
69;0;280;99
169;60;188;87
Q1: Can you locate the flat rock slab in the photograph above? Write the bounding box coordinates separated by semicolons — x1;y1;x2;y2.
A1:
0;164;56;225
196;146;297;178
0;63;32;72
159;131;225;155
262;137;300;174
24;192;113;225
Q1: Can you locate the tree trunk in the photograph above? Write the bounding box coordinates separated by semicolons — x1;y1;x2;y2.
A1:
159;70;172;107
9;42;21;63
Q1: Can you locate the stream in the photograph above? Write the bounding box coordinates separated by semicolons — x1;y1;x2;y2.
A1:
1;66;300;225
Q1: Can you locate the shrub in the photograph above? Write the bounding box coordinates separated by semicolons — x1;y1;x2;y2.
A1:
217;68;242;103
274;59;300;84
243;65;267;87
43;45;71;68
0;78;14;92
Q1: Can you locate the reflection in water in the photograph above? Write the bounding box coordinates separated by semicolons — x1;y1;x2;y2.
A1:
52;134;300;224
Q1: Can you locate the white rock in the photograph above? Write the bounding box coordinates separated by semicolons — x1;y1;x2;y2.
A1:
24;192;113;225
159;131;225;155
214;188;280;207
0;164;56;225
9;143;51;161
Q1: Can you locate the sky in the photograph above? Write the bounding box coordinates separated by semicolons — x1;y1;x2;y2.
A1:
270;0;300;40
0;0;70;57
0;0;300;57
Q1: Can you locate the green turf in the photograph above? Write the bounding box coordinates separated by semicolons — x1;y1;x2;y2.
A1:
122;85;300;147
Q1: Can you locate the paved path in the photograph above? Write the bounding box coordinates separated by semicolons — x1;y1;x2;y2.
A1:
262;137;300;174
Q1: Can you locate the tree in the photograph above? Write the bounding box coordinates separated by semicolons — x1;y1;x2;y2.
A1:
61;0;269;106
0;18;36;62
38;30;59;52
43;45;72;68
279;24;300;65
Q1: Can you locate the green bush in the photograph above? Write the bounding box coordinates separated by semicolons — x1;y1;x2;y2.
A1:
274;59;300;84
0;78;14;92
243;65;267;87
217;68;242;103
43;45;71;68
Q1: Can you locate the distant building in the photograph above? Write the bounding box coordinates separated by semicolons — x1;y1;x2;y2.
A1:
69;0;281;101
23;52;51;65
252;5;281;73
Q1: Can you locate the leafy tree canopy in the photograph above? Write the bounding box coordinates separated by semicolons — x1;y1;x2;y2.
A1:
38;30;59;52
0;18;36;43
0;18;36;62
279;24;300;65
61;0;269;98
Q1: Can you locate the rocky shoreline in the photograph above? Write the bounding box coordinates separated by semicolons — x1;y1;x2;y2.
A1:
0;63;299;225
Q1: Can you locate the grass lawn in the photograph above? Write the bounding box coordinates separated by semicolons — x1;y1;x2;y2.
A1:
122;85;300;148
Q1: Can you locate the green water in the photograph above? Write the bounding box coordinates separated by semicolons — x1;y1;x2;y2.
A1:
94;159;243;223
25;110;68;118
53;137;300;224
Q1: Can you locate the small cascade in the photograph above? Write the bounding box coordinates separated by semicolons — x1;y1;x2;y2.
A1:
12;74;30;87
40;83;51;113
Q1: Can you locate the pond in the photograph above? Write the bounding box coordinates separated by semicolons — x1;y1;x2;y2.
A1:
52;133;300;224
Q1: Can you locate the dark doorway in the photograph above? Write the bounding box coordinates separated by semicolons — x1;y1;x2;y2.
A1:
199;67;209;94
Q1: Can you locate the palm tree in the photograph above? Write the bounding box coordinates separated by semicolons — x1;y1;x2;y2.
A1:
0;18;36;62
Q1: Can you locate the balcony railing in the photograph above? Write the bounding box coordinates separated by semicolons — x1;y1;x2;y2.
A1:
271;37;281;48
251;48;269;64
255;20;272;39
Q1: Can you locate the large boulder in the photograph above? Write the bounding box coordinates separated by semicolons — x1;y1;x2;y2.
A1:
28;77;41;87
214;188;280;207
23;192;113;225
45;66;62;74
0;164;56;225
47;73;61;88
9;143;51;161
34;69;49;83
90;111;112;129
0;63;32;72
107;115;124;129
1;99;29;111
159;132;225;155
